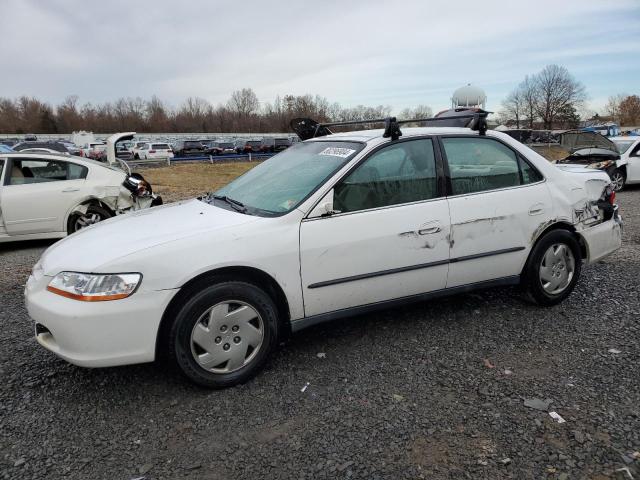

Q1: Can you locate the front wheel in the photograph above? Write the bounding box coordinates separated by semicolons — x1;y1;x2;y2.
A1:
68;205;112;234
168;281;280;388
610;168;626;192
521;230;582;306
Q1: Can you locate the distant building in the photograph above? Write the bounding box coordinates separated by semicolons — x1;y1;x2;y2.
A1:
451;84;487;109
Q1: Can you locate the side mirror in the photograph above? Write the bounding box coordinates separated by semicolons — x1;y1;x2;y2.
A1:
308;189;340;218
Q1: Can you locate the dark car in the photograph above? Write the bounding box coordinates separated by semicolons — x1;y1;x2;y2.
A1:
13;141;70;153
235;140;262;154
259;137;292;153
173;140;207;157
202;141;223;155
0;138;20;147
217;142;236;155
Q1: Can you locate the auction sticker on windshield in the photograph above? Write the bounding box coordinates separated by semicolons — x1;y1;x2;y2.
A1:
318;147;356;158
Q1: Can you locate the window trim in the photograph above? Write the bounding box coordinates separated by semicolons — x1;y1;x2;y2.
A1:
4;157;87;186
436;134;546;198
303;135;446;220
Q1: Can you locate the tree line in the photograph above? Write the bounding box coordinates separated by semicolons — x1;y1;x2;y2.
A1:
0;89;432;135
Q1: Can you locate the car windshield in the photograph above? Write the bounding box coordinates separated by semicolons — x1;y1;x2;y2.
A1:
210;141;363;215
614;141;635;154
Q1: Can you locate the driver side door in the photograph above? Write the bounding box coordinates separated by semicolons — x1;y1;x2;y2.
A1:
299;138;451;318
1;158;88;235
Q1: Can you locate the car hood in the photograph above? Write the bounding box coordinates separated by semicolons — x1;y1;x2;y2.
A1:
558;130;617;153
39;199;258;275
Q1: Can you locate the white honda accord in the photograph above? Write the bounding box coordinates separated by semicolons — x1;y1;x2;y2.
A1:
25;113;623;388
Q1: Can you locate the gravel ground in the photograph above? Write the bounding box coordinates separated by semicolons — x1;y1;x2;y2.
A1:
1;189;639;480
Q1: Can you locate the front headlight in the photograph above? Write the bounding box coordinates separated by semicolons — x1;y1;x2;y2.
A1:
47;272;142;301
586;160;614;170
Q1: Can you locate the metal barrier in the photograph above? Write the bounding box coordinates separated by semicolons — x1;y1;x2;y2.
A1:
117;152;275;169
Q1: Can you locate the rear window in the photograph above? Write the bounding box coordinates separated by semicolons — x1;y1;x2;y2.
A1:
247;141;261;147
275;138;291;145
152;144;170;149
219;143;233;148
184;141;201;148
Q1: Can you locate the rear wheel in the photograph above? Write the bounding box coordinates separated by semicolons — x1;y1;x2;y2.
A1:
610;169;625;192
68;205;112;234
168;281;280;388
521;230;582;306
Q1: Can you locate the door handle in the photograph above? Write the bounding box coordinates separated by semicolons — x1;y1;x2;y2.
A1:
529;203;545;216
61;188;80;193
418;226;442;235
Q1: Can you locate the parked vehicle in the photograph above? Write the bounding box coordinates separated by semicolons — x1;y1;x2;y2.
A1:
217;142;236;154
85;144;108;162
130;141;148;159
235;139;262;154
137;142;174;160
25;112;622;388
24;134;38;142
1;138;21;148
556;130;640;191
13;141;70;154
60;141;82;156
80;142;106;158
259;138;291;153
173;140;207;157
0;150;162;243
202;141;223;155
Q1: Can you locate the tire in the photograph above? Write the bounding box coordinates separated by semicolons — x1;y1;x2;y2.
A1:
168;281;280;388
134;153;140;159
67;205;112;234
521;230;582;306
610;168;626;192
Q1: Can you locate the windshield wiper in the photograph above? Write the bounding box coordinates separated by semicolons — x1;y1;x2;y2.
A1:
212;194;247;213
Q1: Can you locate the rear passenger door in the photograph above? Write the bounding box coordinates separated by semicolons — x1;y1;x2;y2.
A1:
300;138;451;317
440;136;552;288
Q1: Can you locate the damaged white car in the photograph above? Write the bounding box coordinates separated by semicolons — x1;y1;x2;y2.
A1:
25;111;622;388
0;133;161;243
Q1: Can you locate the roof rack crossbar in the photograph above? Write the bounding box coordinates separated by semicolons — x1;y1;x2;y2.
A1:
317;113;486;129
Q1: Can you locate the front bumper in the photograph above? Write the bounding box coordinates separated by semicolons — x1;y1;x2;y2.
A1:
25;273;178;368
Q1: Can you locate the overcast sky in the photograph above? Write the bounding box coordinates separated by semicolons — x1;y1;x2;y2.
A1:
1;0;639;114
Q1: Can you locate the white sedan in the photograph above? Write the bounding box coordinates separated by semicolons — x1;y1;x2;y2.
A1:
0;139;161;243
25;114;622;388
609;136;640;190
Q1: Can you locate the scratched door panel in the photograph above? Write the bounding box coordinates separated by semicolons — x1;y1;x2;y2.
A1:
446;182;552;288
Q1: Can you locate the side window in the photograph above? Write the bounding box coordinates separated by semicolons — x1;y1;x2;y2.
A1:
442;137;521;195
0;159;4;183
9;159;87;185
519;157;543;184
334;138;438;213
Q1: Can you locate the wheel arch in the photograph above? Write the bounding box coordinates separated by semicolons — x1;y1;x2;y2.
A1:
155;266;291;360
523;221;586;275
64;197;116;232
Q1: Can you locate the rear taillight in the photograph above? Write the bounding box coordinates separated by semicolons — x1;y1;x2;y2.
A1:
609;191;616;205
149;150;156;153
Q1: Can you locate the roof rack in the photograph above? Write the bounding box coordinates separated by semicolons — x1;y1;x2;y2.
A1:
290;108;490;141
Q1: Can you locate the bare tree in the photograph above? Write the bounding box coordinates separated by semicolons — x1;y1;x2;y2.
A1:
500;89;525;128
534;65;586;130
519;76;538;129
228;88;259;116
605;94;625;122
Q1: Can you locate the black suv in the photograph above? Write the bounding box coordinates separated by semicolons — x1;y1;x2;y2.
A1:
173;140;207;156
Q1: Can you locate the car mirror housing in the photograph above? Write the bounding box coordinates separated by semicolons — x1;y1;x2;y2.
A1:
308;189;337;218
